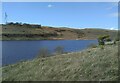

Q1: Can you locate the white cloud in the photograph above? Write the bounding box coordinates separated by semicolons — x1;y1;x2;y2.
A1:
73;27;118;30
111;12;118;17
106;2;118;10
47;4;53;8
90;27;118;30
109;12;120;17
108;27;118;30
110;27;114;30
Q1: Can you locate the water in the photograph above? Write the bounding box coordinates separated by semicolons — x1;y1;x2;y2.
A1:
2;40;98;66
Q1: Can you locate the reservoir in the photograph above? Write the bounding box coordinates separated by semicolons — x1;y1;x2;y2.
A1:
2;40;98;66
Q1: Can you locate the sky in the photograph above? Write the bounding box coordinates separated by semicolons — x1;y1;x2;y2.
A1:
2;2;118;30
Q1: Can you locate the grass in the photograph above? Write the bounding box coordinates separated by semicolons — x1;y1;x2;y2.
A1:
2;43;119;81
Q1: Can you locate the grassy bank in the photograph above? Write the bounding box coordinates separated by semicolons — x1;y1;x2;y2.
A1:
2;44;119;81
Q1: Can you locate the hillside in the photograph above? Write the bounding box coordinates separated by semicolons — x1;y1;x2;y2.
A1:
2;43;119;81
0;23;118;40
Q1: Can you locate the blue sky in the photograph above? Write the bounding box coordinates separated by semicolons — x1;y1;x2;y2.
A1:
2;2;118;30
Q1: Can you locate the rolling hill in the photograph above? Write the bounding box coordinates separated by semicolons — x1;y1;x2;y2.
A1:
0;23;118;40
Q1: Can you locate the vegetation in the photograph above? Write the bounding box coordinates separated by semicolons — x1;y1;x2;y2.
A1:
7;22;41;28
54;46;64;55
73;29;85;38
2;43;119;81
87;43;97;48
115;36;120;41
37;46;65;58
97;35;111;45
99;45;104;50
37;48;50;58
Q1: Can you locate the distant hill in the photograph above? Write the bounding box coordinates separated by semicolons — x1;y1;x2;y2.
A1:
0;23;118;40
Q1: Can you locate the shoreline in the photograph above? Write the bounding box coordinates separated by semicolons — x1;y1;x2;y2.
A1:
1;38;97;41
2;44;118;81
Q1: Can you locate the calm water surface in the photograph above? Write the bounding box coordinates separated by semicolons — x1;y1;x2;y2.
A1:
2;40;98;66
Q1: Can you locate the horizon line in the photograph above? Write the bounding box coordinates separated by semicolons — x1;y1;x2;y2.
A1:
0;23;118;31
